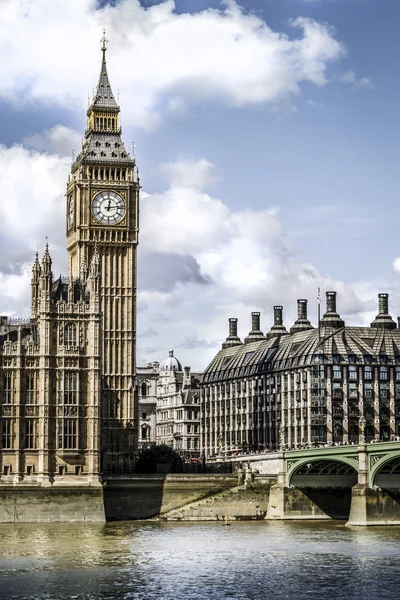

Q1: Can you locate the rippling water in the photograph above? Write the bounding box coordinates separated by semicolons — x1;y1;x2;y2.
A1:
1;520;400;599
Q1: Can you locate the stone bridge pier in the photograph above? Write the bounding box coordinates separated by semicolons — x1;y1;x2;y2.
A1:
266;442;400;525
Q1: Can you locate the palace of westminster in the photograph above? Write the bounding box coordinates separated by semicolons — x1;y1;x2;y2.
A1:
1;38;400;484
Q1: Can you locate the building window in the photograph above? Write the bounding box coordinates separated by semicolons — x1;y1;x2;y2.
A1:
3;372;12;404
141;382;147;397
365;384;373;399
26;465;34;476
25;420;35;449
2;420;12;449
348;367;357;381
332;366;342;381
58;419;77;449
364;367;373;381
142;411;147;419
65;323;77;347
141;427;147;440
380;367;388;381
26;373;35;404
62;372;78;404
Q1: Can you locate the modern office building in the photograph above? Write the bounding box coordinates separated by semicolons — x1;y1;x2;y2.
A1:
200;292;400;458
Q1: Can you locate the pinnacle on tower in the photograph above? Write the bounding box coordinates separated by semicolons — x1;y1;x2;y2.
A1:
80;253;88;281
89;242;100;278
32;252;41;276
92;30;118;110
41;241;52;273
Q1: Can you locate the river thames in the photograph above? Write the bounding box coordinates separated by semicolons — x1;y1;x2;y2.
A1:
1;520;400;600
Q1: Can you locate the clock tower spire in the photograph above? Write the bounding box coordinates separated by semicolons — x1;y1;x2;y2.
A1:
66;33;140;471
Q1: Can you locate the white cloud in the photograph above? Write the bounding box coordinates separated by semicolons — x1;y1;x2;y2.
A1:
340;69;372;89
0;0;347;128
158;158;220;190
136;157;381;366
393;257;400;274
23;125;81;157
0;141;394;367
0;143;68;314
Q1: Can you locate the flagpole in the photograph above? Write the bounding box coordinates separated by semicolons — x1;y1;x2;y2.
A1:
317;287;321;341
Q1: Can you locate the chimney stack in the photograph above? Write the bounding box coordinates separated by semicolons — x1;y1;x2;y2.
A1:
244;312;265;343
229;318;238;337
183;366;191;387
320;291;345;329
267;306;288;338
222;318;243;349
371;293;396;329
290;299;314;334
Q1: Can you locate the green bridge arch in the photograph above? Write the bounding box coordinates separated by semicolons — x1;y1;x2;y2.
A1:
287;454;359;486
369;451;400;486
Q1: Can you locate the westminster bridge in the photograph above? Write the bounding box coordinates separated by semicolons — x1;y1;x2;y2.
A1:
230;441;400;525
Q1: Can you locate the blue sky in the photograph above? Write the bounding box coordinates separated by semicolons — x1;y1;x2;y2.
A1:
1;0;400;369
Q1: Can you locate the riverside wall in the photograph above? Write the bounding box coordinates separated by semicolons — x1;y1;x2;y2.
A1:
0;485;105;523
103;473;273;520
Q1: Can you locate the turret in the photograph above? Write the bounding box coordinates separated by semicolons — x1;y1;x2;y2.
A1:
31;252;41;318
39;242;53;304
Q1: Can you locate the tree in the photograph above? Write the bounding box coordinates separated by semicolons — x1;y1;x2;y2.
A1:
135;444;184;473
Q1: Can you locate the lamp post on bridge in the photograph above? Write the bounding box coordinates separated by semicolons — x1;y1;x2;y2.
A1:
359;416;367;444
279;424;285;451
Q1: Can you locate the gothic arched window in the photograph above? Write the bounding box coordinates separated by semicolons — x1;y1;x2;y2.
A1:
64;372;78;405
26;373;36;404
3;372;12;404
65;323;77;347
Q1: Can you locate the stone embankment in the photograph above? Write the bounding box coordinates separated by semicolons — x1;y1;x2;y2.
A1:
157;475;275;521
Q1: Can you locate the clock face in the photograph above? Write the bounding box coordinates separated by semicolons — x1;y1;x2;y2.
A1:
92;190;126;225
68;195;74;229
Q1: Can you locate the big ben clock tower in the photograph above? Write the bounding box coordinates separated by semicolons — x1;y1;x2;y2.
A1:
66;33;140;472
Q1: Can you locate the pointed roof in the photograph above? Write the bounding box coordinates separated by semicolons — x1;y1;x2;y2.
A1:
92;30;118;111
32;251;40;273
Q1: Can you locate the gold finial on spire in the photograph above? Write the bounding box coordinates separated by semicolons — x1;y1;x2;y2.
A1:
101;29;108;57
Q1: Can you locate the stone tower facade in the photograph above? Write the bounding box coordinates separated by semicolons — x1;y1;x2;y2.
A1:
0;35;139;484
67;34;140;473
